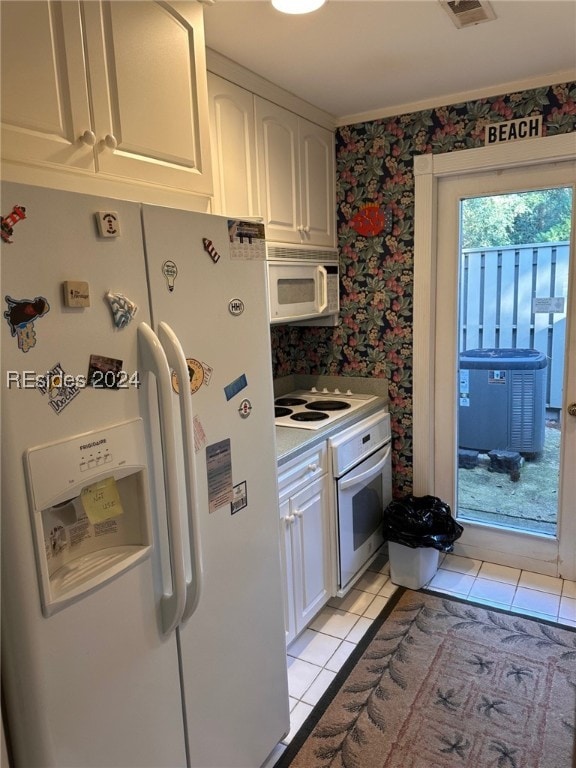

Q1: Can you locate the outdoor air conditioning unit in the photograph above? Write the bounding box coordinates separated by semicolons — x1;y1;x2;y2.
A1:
458;349;547;456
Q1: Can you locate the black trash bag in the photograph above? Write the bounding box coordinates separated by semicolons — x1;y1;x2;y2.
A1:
383;494;464;552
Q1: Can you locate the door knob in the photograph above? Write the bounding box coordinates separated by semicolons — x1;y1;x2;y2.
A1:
104;134;118;150
80;130;96;146
568;403;576;417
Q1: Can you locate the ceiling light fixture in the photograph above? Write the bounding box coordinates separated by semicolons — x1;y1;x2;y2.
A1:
271;0;325;15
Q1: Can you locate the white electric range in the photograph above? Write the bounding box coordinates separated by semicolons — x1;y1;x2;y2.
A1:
274;388;378;430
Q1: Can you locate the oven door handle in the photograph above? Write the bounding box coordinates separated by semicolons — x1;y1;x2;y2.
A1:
339;444;391;491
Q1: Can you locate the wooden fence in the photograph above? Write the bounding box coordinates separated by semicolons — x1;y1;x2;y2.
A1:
459;242;570;409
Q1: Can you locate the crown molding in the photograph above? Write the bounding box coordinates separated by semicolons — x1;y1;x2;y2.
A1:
337;69;576;127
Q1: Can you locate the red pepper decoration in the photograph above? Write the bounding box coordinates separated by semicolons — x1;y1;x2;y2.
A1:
349;204;392;237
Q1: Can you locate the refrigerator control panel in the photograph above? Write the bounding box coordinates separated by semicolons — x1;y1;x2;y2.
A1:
24;418;152;616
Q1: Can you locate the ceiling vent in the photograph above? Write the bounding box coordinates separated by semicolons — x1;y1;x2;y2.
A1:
439;0;496;28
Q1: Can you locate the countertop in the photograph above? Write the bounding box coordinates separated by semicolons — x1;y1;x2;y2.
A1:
275;396;389;465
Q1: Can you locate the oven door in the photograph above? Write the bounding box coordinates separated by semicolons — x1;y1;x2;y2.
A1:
335;441;392;595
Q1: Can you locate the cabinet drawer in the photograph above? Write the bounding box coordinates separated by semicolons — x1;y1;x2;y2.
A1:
278;443;327;500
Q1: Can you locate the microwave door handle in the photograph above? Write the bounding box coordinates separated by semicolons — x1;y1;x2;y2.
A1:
317;265;328;313
338;444;391;491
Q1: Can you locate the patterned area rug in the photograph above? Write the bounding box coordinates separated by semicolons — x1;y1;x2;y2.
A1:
275;589;576;768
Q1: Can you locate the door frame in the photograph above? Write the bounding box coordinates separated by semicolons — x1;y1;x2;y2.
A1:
413;133;576;576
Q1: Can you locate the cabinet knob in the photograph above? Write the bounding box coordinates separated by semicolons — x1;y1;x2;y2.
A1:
307;463;318;472
293;510;303;518
568;403;576;417
104;134;118;150
80;130;96;146
285;514;295;525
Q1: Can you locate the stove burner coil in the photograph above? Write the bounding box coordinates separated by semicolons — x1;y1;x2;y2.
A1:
275;406;293;418
275;397;307;407
290;411;329;422
305;400;351;412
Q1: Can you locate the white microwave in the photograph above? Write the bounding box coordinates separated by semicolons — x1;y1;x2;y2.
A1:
266;244;339;326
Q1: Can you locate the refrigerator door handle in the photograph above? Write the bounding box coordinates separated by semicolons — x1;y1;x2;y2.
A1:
138;322;187;634
157;322;203;623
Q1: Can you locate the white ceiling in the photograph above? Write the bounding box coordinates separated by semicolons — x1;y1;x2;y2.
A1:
203;0;576;124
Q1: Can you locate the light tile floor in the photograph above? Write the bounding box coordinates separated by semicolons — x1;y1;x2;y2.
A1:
263;552;576;767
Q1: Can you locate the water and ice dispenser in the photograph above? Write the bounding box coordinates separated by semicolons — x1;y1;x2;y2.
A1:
24;418;152;616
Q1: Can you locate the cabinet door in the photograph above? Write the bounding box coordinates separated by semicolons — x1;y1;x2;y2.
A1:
83;1;213;194
279;497;297;646
255;98;300;244
0;1;94;171
291;476;331;631
208;74;259;218
300;120;336;247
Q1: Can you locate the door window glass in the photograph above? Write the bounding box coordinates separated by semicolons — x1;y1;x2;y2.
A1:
457;187;573;536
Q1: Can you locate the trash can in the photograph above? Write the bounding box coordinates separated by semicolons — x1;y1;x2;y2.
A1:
388;543;439;590
383;495;463;589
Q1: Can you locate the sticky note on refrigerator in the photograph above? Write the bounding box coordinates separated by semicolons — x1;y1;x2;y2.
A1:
81;477;124;524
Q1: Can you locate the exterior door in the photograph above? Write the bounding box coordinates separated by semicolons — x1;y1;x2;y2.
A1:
436;163;575;577
413;135;576;579
456;189;571;537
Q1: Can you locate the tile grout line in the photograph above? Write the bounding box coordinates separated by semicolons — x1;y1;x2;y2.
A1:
271;559;576;764
284;556;576;746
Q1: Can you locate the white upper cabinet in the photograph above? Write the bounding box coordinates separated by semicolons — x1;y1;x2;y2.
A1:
299;119;337;247
84;1;212;193
255;99;335;247
1;2;93;171
1;1;212;196
208;74;259;218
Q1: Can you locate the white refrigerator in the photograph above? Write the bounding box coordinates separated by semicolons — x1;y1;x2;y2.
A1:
1;182;290;768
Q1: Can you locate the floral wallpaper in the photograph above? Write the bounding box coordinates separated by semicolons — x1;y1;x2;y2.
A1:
271;82;576;496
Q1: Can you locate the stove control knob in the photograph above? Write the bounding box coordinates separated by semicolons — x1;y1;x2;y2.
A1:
322;387;329;393
311;387;318;393
334;388;340;394
346;389;353;395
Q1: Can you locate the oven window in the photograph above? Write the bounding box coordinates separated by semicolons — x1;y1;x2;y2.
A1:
278;277;315;305
352;477;383;551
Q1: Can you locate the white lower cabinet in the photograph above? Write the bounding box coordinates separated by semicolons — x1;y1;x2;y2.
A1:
278;444;332;645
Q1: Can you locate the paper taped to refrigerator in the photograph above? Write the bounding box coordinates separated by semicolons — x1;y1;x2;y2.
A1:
81;477;124;524
206;439;233;513
227;220;265;260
